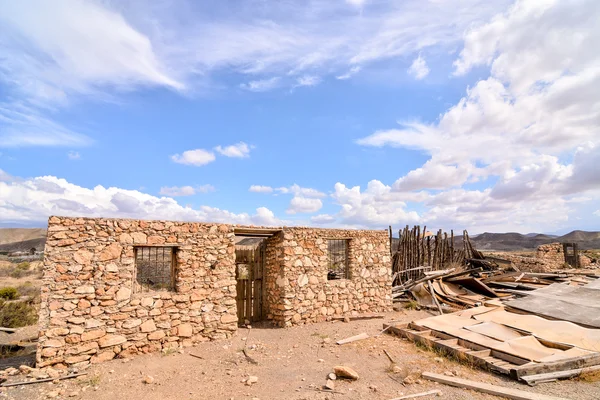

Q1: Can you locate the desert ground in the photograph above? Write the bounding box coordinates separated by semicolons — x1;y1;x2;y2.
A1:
2;309;599;400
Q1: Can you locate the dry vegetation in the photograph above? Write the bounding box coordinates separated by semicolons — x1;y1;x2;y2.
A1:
0;258;43;329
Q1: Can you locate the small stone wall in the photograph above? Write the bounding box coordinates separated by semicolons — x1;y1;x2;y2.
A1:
38;217;393;367
535;243;568;268
38;217;238;369
273;227;392;327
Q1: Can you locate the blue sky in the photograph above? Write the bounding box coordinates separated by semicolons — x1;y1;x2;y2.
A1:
1;0;599;234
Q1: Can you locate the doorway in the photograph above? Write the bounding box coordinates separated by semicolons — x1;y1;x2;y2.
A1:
235;237;266;324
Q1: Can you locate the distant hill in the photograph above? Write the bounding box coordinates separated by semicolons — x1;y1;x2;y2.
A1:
471;230;600;251
391;230;600;252
0;228;47;253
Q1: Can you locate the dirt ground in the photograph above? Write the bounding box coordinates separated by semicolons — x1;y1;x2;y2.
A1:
3;310;599;400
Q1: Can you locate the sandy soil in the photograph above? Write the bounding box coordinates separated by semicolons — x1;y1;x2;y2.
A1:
3;310;599;400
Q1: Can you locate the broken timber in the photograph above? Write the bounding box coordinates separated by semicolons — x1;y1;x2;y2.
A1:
1;373;87;388
422;372;569;400
331;313;384;321
384;322;600;382
389;390;442;400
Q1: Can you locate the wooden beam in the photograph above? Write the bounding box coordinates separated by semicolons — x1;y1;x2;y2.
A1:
422;372;568;400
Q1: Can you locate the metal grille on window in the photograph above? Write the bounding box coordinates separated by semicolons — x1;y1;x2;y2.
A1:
327;239;349;280
134;246;175;292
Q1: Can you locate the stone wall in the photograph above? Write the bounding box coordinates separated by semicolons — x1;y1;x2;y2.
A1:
38;216;238;369
38;217;394;367
273;227;392;327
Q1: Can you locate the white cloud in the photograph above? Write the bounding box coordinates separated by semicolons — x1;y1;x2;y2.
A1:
0;173;282;226
0;169;12;182
239;77;280;92
249;185;274;194
346;0;368;7
594;210;600;217
67;151;81;160
159;185;215;197
215;142;253;158
336;66;362;80
170;149;216;166
0;104;92;147
295;75;321;88
407;55;429;80
287;197;323;214
311;214;336;224
354;0;600;232
276;184;326;198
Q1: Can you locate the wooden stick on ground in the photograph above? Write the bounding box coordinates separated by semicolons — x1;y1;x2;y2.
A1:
422;372;569;400
242;349;258;365
383;349;396;364
336;332;369;345
389;389;442;400
1;373;87;388
189;353;204;360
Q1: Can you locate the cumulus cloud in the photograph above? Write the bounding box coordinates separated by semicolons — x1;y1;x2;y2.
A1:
355;0;600;232
170;149;216;166
276;184;326;198
0;173;282;226
594;210;600;217
407;55;429;80
336;66;362;80
311;214;336;224
215;142;253;158
249;185;274;193
159;185;215;197
287;197;323;214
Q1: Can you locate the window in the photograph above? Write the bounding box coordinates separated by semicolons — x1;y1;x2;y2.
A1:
327;239;349;280
134;246;175;292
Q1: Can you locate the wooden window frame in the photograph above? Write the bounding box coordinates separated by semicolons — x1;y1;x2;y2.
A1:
327;239;350;280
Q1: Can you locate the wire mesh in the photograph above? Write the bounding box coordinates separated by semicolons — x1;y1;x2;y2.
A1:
327;239;349;280
134;246;174;292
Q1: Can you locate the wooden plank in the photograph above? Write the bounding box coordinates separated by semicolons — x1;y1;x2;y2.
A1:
521;365;600;385
389;389;442;399
511;352;600;379
336;332;369;345
422;372;569;400
331;313;384;321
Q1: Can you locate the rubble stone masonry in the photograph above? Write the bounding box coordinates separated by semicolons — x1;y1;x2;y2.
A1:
38;216;238;369
270;227;392;327
38;217;392;368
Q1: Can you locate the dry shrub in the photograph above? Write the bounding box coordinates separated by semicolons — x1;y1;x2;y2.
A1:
0;299;38;328
576;368;600;383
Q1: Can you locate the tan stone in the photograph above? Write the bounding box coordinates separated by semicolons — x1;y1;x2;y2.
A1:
73;249;93;265
122;319;142;329
147;235;166;245
98;335;127;348
46;328;70;337
91;350;116;363
81;329;106;341
119;233;133;244
105;263;119;273
334;366;359;380
74;286;94;294
98;243;122;262
148;330;165;340
220;314;237;324
176;324;193;337
140;320;156;333
43;339;65;348
131;232;147;244
115;287;131;302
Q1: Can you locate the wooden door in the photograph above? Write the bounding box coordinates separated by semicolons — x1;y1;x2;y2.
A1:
235;243;265;323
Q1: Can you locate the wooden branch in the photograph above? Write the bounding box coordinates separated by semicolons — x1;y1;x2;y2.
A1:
1;373;87;387
242;349;258;365
422;372;568;400
426;281;443;315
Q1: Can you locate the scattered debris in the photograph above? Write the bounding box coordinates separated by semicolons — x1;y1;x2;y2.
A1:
324;379;335;391
242;349;259;365
333;366;359;380
1;373;87;387
389;389;442;399
142;375;154;384
245;376;258;386
422;372;568;400
336;332;369;345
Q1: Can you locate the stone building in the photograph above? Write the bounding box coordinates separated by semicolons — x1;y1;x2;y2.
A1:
38;216;392;368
